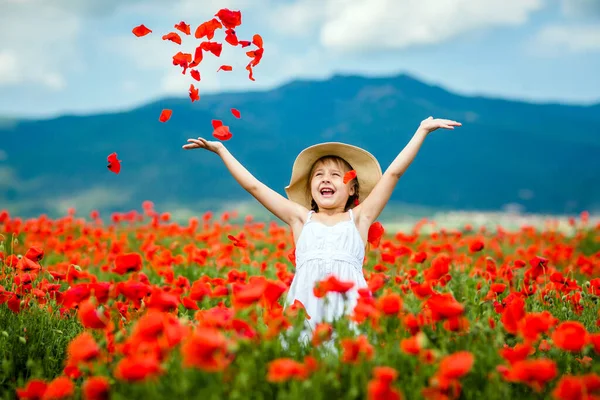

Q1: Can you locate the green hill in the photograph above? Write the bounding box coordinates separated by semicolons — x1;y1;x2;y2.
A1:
1;73;599;219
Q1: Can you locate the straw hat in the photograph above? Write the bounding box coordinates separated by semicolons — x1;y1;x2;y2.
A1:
285;142;383;210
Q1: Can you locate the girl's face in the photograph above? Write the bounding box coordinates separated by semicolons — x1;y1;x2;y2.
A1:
310;159;355;212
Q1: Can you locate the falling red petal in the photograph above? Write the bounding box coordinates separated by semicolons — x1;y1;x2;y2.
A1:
132;24;152;37
217;65;233;72
159;109;173;123
212;120;223;129
215;9;242;29
252;34;263;48
172;52;192;64
174;21;191;35
251;48;264;67
239;40;251;48
246;63;255;81
162;32;182;45
107;152;121;174
189;46;203;68
172;52;192;74
231;108;241;119
194;19;223;40
213;125;232;141
200;41;223;57
189;84;200;103
225;29;239;46
190;69;201;81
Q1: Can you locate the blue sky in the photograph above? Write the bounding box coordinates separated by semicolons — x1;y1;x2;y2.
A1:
1;0;599;118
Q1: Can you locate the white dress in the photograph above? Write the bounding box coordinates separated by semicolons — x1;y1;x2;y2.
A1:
284;208;368;344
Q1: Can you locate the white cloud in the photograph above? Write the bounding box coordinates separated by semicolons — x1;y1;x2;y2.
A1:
528;24;600;55
0;52;20;85
161;70;196;95
0;0;256;91
0;0;80;89
0;0;163;18
266;0;325;37
172;0;258;19
317;0;545;52
560;0;600;19
0;50;66;89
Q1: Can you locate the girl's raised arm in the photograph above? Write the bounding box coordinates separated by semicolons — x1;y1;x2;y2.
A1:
356;117;461;225
183;137;307;226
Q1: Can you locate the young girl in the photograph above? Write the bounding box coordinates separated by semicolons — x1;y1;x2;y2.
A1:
182;116;462;343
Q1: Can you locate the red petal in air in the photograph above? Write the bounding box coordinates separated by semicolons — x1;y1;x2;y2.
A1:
189;84;200;103
194;18;222;40
189;46;203;68
231;108;241;119
246;63;255;81
172;52;192;74
159;109;173;123
132;24;152;37
190;69;201;81
250;48;264;67
107;153;121;174
252;34;263;48
174;21;191;35
215;9;242;29
217;65;233;72
172;52;192;65
225;29;239;46
162;32;182;45
239;40;251;47
211;120;223;129
213;125;232;141
200;41;223;57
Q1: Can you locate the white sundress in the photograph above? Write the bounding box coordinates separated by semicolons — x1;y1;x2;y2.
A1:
284;208;369;345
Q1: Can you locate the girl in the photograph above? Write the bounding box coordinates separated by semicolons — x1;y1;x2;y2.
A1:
182;116;461;343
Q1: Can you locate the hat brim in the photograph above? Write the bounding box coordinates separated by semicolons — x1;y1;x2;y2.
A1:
284;142;383;210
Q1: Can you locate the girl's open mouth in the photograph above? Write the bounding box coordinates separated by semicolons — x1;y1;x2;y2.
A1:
320;188;335;197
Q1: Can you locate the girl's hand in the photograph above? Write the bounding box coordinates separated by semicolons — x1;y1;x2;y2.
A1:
182;137;224;154
418;116;462;134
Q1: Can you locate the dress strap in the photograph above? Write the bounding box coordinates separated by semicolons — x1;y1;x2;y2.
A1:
348;208;354;222
305;210;315;224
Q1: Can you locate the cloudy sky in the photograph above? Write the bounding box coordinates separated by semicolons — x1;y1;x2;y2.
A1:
1;0;599;118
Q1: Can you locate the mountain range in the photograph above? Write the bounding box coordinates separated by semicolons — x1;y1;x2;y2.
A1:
1;73;599;220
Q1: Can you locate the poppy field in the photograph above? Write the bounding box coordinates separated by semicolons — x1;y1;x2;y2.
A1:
3;7;600;399
1;206;599;400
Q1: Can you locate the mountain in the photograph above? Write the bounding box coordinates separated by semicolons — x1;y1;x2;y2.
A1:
1;73;599;220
